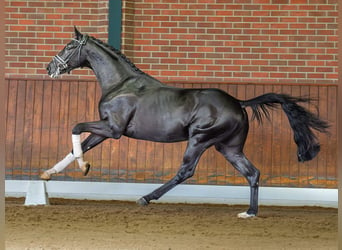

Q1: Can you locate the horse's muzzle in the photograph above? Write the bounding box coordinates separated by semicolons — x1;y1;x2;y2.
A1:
46;61;60;78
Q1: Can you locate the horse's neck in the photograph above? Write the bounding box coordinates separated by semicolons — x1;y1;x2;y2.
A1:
85;45;135;94
85;43;166;95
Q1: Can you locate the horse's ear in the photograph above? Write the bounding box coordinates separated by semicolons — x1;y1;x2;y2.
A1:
74;26;82;40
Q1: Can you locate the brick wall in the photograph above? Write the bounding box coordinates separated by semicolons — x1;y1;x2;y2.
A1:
5;0;108;79
125;0;338;84
5;0;338;84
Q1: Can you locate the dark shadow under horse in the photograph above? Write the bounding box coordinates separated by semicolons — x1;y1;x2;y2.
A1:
42;27;329;218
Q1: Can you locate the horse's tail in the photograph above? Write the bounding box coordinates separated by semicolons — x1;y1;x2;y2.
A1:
239;93;329;162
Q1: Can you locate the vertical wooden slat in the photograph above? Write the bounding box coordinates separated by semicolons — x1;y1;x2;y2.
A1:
310;85;321;186
259;84;272;185
127;138;138;182
39;81;52;177
48;81;62;177
196;82;210;184
13;80;26;179
65;81;79;180
5;79;17;178
22;80;34;179
216;83;230;185
299;85;310;187
326;86;337;186
89;81;105;181
162;142;174;183
289;85;300;187
225;83;237;185
119;137;129;181
235;83;247;185
271;84;282;186
31;81;44;178
57;80;71;179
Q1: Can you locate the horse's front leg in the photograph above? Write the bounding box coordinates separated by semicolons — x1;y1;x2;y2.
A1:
41;133;107;180
71;120;115;172
40;120;113;180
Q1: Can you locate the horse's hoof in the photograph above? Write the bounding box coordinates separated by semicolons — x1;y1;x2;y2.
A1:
81;162;90;176
40;171;51;181
237;212;256;219
136;197;149;206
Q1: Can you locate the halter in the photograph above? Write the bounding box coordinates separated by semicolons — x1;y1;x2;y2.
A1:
52;35;89;73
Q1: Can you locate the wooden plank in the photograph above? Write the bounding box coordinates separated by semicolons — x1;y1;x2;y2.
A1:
39;80;53;177
118;137;129;182
217;83;230;185
65;81;79;180
48;82;62;176
235;84;247;185
288;85;301;187
299;85;311;187
22;80;35;179
4;79;10;177
5;79;18;178
252;84;265;178
224;83;238;185
162;142;174;183
270;84;282;186
13;80;26;179
310;85;322;186
196;83;210;185
279;85;292;186
127;137;138;182
325;86;337;188
57;81;71;171
31;80;44;178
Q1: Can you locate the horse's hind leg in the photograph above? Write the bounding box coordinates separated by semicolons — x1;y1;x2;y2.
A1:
40;134;107;180
137;139;207;205
215;143;260;218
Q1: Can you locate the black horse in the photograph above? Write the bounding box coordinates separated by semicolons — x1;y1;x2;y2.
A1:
42;27;329;218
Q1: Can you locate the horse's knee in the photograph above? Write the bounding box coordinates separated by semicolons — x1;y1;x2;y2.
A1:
247;169;260;187
72;124;83;135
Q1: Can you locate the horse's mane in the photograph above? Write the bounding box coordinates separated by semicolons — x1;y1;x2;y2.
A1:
89;35;146;75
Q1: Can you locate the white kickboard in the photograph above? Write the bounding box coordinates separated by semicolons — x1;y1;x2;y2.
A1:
24;181;50;206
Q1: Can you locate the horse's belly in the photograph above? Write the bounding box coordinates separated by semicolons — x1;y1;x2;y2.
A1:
124;119;189;143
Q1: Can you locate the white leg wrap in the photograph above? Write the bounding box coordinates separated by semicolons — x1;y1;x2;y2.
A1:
41;153;76;180
52;153;75;173
72;134;83;158
72;134;87;168
45;153;76;175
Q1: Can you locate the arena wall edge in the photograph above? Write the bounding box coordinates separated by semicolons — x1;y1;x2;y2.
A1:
5;180;338;208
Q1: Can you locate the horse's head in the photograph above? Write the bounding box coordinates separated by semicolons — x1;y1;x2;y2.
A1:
47;27;89;78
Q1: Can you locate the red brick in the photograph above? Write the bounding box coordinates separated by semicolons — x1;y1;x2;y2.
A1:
10;26;27;31
252;72;269;78
271;72;287;78
291;0;308;3
289;73;306;78
10;1;27;7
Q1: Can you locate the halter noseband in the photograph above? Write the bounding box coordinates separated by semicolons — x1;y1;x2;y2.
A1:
53;35;89;73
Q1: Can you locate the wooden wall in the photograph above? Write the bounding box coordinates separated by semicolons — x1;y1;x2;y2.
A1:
5;78;337;188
